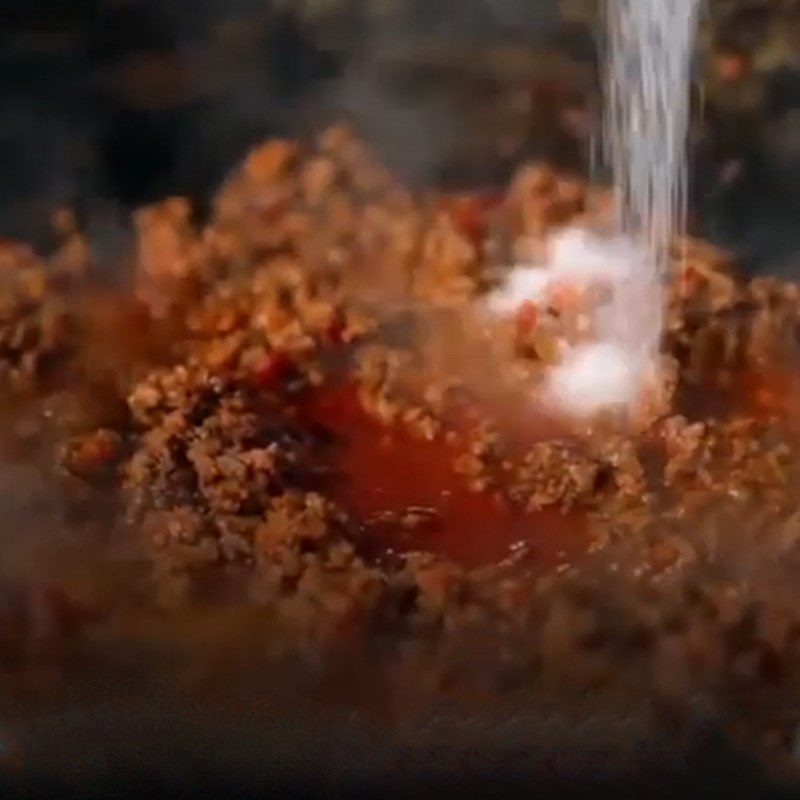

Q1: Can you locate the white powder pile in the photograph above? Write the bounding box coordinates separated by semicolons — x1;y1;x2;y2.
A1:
543;341;641;417
484;0;700;419
487;227;651;417
488;227;645;313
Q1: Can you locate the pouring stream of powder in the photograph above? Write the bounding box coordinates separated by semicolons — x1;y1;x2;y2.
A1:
603;0;701;361
489;0;701;417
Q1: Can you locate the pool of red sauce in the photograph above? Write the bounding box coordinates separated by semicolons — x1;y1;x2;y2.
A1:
290;188;800;570
295;364;800;572
297;383;588;571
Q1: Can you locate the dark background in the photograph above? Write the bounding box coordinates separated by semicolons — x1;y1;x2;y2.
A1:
0;1;563;222
2;0;800;277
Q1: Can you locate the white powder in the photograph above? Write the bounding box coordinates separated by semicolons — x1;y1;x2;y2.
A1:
486;228;651;417
544;342;642;417
486;268;551;314
547;228;643;286
487;227;645;312
484;0;700;419
601;0;701;385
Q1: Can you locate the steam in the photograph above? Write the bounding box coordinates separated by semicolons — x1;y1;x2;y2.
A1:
489;0;701;418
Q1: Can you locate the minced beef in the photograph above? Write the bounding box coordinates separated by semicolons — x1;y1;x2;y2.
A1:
4;127;800;773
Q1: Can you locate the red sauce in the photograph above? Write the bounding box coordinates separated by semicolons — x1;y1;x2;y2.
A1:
300;384;587;570
252;351;294;389
515;301;538;337
746;369;800;425
437;189;505;244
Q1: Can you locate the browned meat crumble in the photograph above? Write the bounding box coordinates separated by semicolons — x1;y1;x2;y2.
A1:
2;127;800;772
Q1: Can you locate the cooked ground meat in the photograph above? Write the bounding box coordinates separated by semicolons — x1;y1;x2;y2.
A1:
3;127;800;774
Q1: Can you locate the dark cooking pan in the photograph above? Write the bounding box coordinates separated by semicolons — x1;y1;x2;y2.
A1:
1;696;796;799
